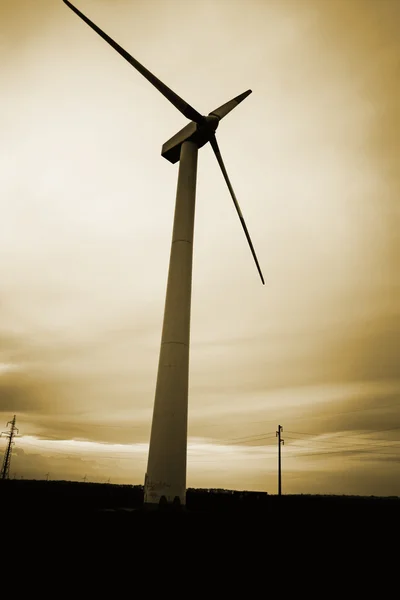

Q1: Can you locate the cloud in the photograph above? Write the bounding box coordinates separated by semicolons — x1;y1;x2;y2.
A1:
0;0;398;495
8;446;112;484
0;0;57;46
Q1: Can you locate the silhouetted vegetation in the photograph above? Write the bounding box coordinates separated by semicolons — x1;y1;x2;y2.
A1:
1;478;398;521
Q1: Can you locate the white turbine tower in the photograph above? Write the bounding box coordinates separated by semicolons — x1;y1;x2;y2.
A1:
63;0;264;508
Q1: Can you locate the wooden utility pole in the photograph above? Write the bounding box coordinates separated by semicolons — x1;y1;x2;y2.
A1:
276;425;284;496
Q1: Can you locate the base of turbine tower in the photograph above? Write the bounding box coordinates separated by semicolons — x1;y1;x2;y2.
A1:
142;495;185;512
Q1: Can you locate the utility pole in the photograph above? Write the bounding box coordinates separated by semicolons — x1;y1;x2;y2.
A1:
1;415;19;480
45;472;50;481
276;424;284;496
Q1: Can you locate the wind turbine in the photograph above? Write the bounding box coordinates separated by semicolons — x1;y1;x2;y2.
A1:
63;0;264;508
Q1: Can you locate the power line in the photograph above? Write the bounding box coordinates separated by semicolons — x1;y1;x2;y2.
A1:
221;434;277;445
284;447;400;460
8;422;400;478
1;415;19;480
285;426;400;439
284;428;400;451
284;435;400;454
282;426;400;460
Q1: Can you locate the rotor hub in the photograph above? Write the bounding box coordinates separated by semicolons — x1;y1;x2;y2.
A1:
203;114;220;132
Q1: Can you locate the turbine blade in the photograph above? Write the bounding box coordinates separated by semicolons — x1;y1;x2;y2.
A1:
62;0;204;124
209;135;265;285
209;90;252;121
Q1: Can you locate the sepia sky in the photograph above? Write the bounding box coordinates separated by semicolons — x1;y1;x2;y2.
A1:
0;0;399;495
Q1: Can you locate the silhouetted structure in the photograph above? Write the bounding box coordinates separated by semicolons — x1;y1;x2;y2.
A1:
1;415;18;480
62;0;264;508
276;424;284;495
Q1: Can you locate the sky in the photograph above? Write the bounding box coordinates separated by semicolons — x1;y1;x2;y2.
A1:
0;0;399;496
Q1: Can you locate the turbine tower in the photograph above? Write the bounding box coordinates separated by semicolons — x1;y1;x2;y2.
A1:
63;1;264;507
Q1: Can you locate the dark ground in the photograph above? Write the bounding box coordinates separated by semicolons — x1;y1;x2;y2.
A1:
2;478;398;527
2;479;397;585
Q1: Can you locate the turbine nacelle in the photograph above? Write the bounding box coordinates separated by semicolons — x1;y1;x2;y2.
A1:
161;114;219;164
161;93;251;164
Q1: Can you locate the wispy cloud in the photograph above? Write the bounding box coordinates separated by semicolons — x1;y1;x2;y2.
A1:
0;0;399;495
